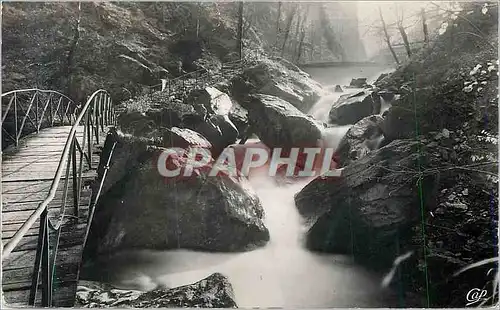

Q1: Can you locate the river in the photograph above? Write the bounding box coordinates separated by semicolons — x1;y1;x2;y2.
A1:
81;64;399;307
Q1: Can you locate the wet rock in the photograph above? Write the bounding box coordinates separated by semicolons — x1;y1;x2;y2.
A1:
374;73;390;86
117;92;197;138
162;127;212;149
231;58;322;112
192;114;239;157
334;85;343;93
87;133;269;255
246;94;324;149
187;86;233;116
329;90;382;125
349;77;368;88
295;139;440;269
228;100;249;136
75;273;237;308
336;115;385;167
377;90;396;102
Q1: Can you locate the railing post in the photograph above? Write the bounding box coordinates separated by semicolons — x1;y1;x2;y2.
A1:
40;211;52;306
71;136;79;220
28;209;48;305
95;96;100;145
87;112;93;170
14;93;18;146
34;93;39;132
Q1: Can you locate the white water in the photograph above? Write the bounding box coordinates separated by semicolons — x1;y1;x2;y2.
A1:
84;174;396;307
83;65;398;307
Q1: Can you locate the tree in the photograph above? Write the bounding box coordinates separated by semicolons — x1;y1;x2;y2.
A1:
295;6;310;63
378;6;400;65
422;8;430;46
280;4;297;57
65;1;82;93
396;5;412;57
236;1;244;59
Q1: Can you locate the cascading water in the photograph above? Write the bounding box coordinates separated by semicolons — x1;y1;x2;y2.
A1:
82;65;398;307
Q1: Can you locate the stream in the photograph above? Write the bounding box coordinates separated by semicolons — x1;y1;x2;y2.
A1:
82;64;399;308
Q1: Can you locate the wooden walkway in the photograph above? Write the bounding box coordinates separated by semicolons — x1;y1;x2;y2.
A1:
2;126;107;306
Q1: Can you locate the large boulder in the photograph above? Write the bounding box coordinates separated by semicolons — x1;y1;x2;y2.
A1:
246;94;324;149
228;100;249;137
76;273;237;308
162;127;212;149
191;114;239;158
117;92;198;138
231;58;322;112
328;90;381;125
188;86;233;116
294;139;440;269
86;133;269;256
336;115;385;167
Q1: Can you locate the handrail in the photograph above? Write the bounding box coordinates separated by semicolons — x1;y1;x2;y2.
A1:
1;88;76;103
147;49;262;92
2;89;112;260
1;89;79;148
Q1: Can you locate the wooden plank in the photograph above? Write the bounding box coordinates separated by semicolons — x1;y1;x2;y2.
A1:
2;223;87;252
3;261;81;288
3;281;77;307
1;200;90;213
2;170;98;182
3;245;83;269
2;187;92;205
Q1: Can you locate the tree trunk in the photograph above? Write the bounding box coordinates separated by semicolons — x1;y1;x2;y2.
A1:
274;1;282;51
65;2;82;93
379;7;399;65
295;6;310;63
398;23;412;57
421;8;429;46
291;8;301;55
237;1;244;59
196;3;200;38
296;30;306;63
280;5;297;58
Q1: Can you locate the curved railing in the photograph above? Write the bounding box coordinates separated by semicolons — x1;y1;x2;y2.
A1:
1;89;79;148
1;89;115;306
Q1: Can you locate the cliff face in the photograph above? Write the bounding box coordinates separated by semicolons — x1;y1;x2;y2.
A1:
2;2;241;103
2;2;367;102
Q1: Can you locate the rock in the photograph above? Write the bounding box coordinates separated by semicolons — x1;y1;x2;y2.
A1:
295;139;440;269
117;92;198;138
329;90;381;125
380;105;416;141
349;77;368;88
193;114;239;157
228;100;249;136
374;73;390;86
87;133;269;255
336;115;385;167
162;127;212;149
377;90;396;102
75;273;237;308
334;85;343;93
231;58;322;112
188;86;233;116
246;94;324;149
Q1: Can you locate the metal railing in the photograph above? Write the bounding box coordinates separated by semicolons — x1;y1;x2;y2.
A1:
1;89;78;148
1;89;116;306
147;49;263;99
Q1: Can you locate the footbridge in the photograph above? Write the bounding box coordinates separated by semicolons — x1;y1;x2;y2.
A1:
1;89;116;306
